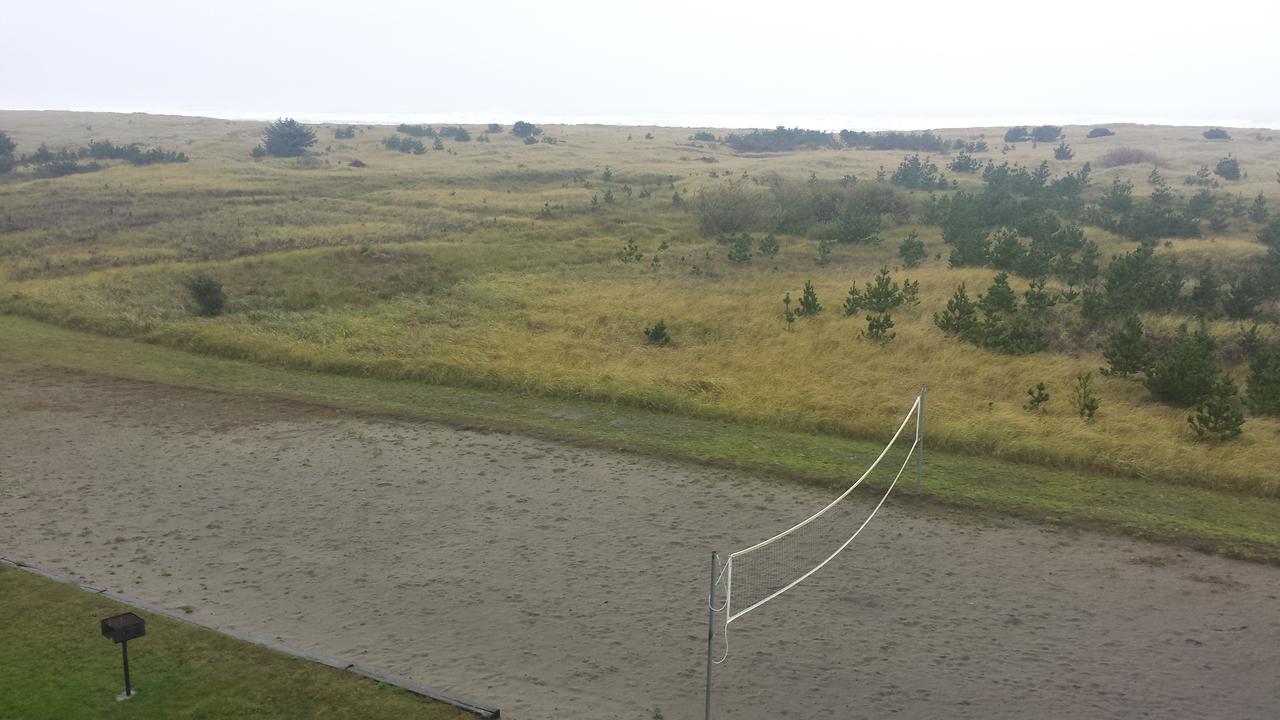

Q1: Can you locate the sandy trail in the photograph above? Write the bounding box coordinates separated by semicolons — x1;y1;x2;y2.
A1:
1;364;1278;719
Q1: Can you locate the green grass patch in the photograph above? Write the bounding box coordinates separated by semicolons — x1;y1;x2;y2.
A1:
3;314;1279;564
0;563;468;720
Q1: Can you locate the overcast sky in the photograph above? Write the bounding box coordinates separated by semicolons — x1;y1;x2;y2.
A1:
4;0;1279;129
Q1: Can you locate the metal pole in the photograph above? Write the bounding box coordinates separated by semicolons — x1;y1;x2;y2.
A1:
122;640;132;697
916;385;926;494
704;551;718;720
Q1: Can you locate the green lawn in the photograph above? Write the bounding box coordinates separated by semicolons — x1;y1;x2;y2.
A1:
0;563;470;720
3;313;1279;564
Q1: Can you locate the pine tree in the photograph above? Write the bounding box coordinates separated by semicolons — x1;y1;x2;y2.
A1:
1102;315;1151;377
1189;262;1220;318
934;283;979;339
1247;347;1280;416
1188;378;1244;441
1144;326;1219;405
1073;372;1100;421
1248;192;1268;223
796;281;822;316
1024;383;1050;412
259;118;317;157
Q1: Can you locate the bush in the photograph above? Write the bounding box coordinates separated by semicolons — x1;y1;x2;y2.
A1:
1249;193;1268;223
1144;326;1218;405
1213;154;1241;181
1087;127;1115;138
183;272;225;317
691;131;717;142
724;126;833;153
796;281;822;316
691;183;765;236
261;118;317;157
32;159;101;177
1247;348;1280;415
1073;372;1100;421
486;123;503;133
1024;383;1050;412
643;320;671;346
439;126;471;142
898;231;926;268
0;131;15;173
860;312;895;344
1053;142;1074;160
397;124;436;137
1098;147;1158;167
1032;126;1063;142
382;136;426;154
1203;128;1231;140
1003;127;1031;143
1188;378;1244;441
1258;218;1280;247
890;154;945;190
838;130;947;152
757;233;780;257
334;126;356;139
727;234;752;263
512;121;542;138
842;267;919;316
947;152;981;173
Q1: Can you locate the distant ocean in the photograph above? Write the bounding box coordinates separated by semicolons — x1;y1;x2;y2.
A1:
11;107;1279;131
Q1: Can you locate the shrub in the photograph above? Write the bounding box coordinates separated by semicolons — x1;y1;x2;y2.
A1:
1202;128;1231;140
487;123;503;133
691;183;765;235
1258;218;1280;247
620;239;643;263
727;234;752;263
1032;125;1063;142
643;320;671;346
1102;315;1150;377
0;131;15;173
947;152;981;173
261;118;317;157
898;231;926;268
382;136;426;154
843;267;919;317
724;126;833;153
691;131;717;142
512;121;542;138
1053;142;1074;160
1213;155;1241;181
757;233;780;257
934;283;980;339
860;312;895;344
796;281;822;316
1144;326;1218;405
334;126;356;139
1249;193;1268;223
1003;126;1031;143
890;154;945;190
32;159;101;177
1098;147;1158;167
838;130;947;152
1073;372;1100;421
1188;378;1244;441
397;124;435;137
183;272;225;317
1247;348;1280;415
1087;127;1115;138
1100;177;1134;212
1024;383;1050;412
250;145;267;158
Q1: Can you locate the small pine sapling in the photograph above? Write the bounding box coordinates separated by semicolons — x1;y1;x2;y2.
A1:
644;320;672;346
1024;383;1050;412
797;281;822;316
1073;371;1100;421
1188;377;1244;441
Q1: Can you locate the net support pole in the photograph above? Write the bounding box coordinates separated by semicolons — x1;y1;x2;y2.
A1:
915;385;926;494
704;551;718;720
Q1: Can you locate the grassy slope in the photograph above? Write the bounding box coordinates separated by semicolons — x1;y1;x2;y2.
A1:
1;113;1279;498
3;314;1278;564
0;563;467;720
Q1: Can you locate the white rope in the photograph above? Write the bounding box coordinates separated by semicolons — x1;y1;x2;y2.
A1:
707;557;730;612
724;393;921;625
727;430;916;622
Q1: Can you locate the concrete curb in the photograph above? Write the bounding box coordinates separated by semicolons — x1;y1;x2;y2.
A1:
0;554;500;718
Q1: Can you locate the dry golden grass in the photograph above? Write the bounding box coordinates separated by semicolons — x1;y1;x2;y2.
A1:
2;111;1279;496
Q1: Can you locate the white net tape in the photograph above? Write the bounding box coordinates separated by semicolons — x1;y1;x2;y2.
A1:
713;394;921;649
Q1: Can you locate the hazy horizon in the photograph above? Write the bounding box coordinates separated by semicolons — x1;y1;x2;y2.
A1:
4;0;1279;132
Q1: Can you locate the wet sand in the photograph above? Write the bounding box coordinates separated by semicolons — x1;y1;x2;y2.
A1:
2;364;1278;719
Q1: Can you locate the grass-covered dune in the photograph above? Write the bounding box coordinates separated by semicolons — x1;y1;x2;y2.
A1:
2;111;1279;500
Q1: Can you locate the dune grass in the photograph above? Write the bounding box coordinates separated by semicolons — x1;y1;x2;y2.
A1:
0;563;468;720
2;112;1279;500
